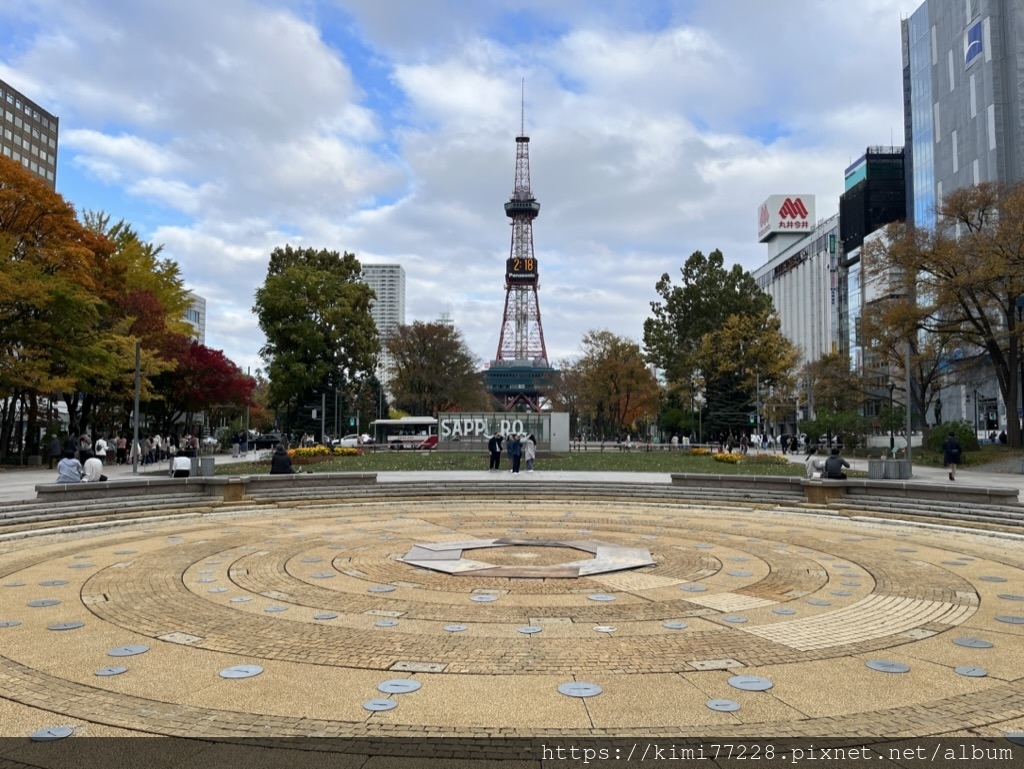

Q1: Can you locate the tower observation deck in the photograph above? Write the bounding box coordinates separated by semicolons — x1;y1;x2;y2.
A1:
484;103;556;411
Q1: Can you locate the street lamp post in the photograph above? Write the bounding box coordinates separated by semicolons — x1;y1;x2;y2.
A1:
888;381;896;453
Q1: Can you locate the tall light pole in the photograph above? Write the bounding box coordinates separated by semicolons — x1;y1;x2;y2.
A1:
888;380;895;453
132;341;141;475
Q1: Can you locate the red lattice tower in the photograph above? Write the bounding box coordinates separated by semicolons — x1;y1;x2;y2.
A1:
495;113;548;366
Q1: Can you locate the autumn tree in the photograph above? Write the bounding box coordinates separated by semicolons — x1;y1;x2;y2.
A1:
387;322;489;416
863;182;1024;448
0;157;101;457
804;352;864;415
546;358;586;438
860;226;956;443
573;330;660;440
253;246;379;434
70;212;192;436
148;341;255;431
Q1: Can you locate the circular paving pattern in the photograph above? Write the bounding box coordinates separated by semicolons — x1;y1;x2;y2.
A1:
0;493;1022;746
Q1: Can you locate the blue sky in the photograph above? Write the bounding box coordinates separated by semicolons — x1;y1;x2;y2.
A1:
0;0;920;373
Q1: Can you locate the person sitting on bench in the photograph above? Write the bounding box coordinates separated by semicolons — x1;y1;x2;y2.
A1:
171;453;192;478
824;447;850;480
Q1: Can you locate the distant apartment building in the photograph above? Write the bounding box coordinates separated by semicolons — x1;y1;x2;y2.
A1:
0;78;58;189
360;264;406;389
184;292;206;345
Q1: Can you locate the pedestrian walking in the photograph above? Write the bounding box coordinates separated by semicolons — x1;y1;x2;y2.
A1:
116;435;127;465
487;432;503;471
524;434;537;472
942;431;963;481
94;435;108;465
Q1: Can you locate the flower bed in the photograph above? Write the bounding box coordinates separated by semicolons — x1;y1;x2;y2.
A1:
712;452;743;464
290;446;362;459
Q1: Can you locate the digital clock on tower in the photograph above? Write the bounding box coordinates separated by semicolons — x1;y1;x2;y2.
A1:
505;256;538;284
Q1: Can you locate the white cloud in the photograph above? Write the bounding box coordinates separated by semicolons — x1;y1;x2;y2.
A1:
63;129;180;175
0;0;924;377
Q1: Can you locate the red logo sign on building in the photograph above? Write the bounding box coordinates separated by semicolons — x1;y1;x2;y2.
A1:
778;197;809;220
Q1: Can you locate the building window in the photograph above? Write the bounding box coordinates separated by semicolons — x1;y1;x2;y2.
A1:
965;19;983;66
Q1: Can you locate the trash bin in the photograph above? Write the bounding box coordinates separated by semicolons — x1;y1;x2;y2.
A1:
883;459;910;479
231;443;240;458
867;459;885;479
190;456;200;477
200;457;215;477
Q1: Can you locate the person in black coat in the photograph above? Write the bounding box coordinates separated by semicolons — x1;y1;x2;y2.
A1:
942;432;962;481
487;433;503;471
270;444;295;474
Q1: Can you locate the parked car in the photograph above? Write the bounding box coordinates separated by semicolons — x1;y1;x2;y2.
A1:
251;433;283;450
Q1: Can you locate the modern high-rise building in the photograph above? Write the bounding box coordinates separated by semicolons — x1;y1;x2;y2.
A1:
902;0;1021;430
361;264;406;389
0;78;59;189
837;146;907;383
903;0;1024;228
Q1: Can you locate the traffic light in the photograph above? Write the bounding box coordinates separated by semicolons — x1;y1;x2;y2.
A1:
748;414;756;424
349;417;356;426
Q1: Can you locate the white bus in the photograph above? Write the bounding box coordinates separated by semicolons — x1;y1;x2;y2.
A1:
370;417;438;450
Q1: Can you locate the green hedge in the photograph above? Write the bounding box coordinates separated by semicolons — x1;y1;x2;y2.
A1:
926;421;980;454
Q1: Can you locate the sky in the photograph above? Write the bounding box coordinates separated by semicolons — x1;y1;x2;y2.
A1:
0;0;922;374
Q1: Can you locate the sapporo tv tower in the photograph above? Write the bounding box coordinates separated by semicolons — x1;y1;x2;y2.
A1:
483;89;556;411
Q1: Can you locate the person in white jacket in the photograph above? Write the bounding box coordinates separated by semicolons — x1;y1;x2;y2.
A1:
82;453;107;482
524;434;537;473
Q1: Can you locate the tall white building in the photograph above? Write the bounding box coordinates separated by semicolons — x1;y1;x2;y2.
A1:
184;292;206;345
753;195;842;367
361;264;406;388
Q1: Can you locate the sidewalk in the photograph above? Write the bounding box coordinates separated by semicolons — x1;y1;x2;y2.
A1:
3;449;1022;506
781;450;1024;495
0;451;261;505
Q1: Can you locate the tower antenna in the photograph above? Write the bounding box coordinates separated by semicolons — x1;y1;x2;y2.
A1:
520;79;525;136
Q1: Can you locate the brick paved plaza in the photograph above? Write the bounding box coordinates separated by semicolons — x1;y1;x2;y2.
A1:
0;490;1022;765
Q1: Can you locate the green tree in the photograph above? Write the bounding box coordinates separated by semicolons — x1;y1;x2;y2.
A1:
387;321;489;416
697;309;798;438
253;246;379;435
644;249;774;391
